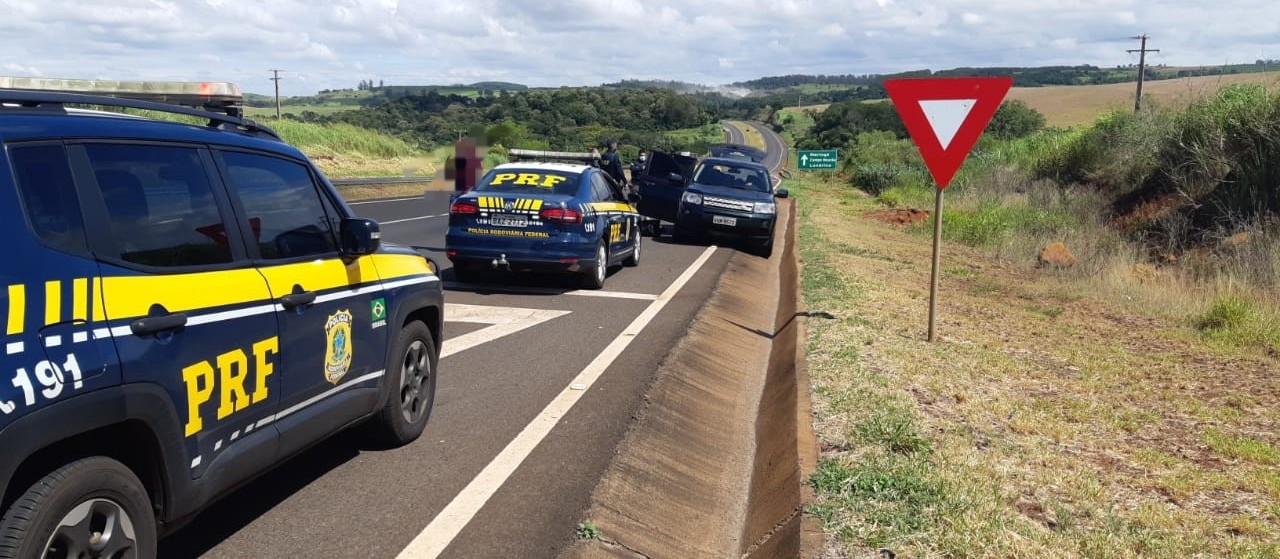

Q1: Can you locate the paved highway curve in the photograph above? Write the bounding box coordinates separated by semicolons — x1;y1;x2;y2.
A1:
160;123;787;559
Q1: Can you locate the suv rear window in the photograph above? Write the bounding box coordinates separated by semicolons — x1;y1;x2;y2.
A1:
9;144;87;255
85;144;234;268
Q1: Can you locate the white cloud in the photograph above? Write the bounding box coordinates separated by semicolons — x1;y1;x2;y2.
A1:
0;0;1274;95
819;24;846;38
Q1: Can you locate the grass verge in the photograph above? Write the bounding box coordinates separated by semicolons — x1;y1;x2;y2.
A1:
794;173;1280;558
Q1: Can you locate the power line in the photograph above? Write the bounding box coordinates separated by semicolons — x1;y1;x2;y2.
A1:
1127;35;1159;112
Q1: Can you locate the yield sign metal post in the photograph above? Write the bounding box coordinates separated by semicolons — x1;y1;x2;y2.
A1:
884;77;1013;342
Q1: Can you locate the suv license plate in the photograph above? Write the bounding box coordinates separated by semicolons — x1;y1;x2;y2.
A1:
712;215;737;227
491;214;528;228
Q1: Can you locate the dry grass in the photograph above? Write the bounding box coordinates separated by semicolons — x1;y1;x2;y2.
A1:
796;174;1280;558
1008;72;1280;128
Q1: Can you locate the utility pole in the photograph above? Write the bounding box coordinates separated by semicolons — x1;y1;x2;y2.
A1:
1127;35;1159;113
269;69;284;119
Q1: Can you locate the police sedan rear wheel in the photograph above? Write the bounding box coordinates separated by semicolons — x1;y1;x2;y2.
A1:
623;228;641;267
0;457;156;559
582;241;608;290
368;321;437;446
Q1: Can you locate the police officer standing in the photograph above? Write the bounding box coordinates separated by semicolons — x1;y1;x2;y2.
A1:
602;139;627;187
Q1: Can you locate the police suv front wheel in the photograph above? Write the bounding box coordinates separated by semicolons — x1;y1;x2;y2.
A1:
369;321;438;446
0;457;156;559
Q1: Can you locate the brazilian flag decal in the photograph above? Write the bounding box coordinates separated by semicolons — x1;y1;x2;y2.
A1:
371;298;387;322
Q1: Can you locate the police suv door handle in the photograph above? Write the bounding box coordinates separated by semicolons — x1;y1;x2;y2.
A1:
279;290;317;310
130;313;188;336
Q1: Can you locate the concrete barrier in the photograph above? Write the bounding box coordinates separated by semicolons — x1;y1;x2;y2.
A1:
561;200;818;559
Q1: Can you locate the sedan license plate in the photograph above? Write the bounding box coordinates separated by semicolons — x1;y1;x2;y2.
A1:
712;215;738;227
491;214;528;228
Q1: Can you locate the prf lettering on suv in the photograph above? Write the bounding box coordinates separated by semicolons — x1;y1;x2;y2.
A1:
0;78;444;558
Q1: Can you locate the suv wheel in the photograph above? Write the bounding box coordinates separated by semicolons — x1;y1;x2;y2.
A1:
369;321;437;446
581;241;608;290
0;457;156;559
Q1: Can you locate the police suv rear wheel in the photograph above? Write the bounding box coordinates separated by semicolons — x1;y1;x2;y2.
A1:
0;457;156;559
369;321;437;446
582;241;608;290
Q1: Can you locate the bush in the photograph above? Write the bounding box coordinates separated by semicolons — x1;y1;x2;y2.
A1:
985;100;1046;140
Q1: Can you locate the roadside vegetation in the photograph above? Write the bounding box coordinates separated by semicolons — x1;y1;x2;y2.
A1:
789;76;1280;557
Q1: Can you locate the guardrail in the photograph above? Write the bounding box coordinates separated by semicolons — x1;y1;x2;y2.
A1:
331;176;434;187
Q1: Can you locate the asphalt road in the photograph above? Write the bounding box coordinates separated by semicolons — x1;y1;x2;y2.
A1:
160;195;734;558
743;121;789;174
159;123;790;558
723;120;747;145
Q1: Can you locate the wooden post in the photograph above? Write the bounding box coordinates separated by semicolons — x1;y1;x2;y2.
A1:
928;187;944;342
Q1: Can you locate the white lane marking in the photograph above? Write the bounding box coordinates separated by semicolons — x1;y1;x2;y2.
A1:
440;304;572;359
348;196;428;206
381;214;448;225
441;282;658;301
398;245;718;559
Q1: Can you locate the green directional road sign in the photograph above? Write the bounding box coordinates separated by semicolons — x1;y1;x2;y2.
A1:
798;149;838;170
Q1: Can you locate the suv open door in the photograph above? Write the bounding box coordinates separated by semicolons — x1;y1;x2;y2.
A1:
635;150;697;224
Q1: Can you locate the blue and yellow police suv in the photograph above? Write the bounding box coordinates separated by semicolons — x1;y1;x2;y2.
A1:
0;78;443;557
445;150;642;289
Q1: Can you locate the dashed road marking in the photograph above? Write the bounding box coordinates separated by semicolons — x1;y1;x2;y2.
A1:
380;214;448;225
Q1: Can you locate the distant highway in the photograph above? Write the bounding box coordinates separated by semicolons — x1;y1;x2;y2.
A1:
743;121;788;174
722;120;747;145
721;120;787;174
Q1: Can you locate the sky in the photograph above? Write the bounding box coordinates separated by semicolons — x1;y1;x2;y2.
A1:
2;0;1278;96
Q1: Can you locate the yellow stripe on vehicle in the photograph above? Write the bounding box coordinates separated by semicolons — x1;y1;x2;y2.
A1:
92;277;104;322
531;199;543;211
587;202;635;214
100;268;272;320
45;280;61;326
7;284;24;335
256;257;381;299
72;278;89;322
370;254;435;282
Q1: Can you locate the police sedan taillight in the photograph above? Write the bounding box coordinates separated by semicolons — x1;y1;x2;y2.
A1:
540;207;582;224
450;201;479;215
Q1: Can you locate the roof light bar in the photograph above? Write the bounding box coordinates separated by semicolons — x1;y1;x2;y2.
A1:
508;149;601;163
0;77;243;107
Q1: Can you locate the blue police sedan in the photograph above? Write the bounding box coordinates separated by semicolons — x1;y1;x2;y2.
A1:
445;162;641;289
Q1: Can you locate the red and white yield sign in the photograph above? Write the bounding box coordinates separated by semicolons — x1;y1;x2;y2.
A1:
884;77;1013;189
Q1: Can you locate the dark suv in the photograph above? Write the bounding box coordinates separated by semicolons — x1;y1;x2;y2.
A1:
636;152;788;256
0;79;443;558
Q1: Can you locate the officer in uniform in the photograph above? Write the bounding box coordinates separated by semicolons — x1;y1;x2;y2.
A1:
602;139;627;187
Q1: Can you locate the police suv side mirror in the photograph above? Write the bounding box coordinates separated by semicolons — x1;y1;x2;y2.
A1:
628;192;641;204
775;189;790;199
340;218;381;257
667;172;683;183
